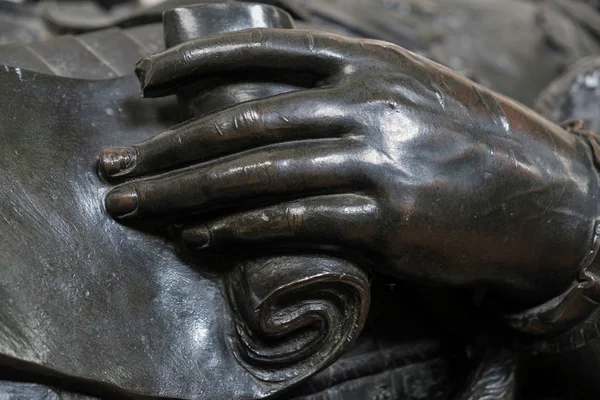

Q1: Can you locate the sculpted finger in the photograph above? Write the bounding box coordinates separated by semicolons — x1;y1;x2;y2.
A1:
136;29;352;97
99;89;350;178
179;194;380;252
104;141;363;219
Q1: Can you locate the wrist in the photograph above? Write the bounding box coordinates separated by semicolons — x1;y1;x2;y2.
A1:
503;196;600;351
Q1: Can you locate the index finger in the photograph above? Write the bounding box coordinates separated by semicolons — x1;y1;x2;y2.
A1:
136;28;353;97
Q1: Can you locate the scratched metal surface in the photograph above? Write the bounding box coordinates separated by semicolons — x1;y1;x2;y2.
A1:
0;67;266;399
0;380;96;399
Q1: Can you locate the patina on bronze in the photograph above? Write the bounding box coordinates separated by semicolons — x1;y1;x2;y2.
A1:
101;23;600;324
93;5;600;399
4;1;600;399
0;4;372;400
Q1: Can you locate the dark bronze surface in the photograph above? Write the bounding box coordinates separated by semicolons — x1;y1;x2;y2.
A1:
0;380;95;399
4;1;600;399
101;27;600;313
161;3;298;119
0;66;374;398
0;69;246;399
163;3;295;48
4;0;600;107
0;4;373;399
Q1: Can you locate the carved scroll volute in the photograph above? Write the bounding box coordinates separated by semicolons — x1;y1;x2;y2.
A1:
226;255;371;386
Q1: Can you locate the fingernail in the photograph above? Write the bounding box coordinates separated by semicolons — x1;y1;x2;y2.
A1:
180;226;211;250
135;57;152;94
105;186;138;218
99;147;137;177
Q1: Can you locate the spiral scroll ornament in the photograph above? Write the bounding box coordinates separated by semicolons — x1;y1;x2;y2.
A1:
225;254;371;385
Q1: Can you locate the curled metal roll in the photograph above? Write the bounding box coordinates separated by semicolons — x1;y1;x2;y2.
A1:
225;254;371;385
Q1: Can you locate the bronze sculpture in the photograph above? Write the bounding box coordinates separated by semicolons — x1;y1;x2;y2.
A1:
102;17;600;336
3;1;600;399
